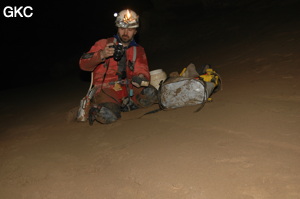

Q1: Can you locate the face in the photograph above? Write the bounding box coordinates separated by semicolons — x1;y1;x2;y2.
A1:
117;27;137;44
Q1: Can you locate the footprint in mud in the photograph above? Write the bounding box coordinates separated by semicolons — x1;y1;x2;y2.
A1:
240;186;271;199
169;183;202;198
215;156;254;169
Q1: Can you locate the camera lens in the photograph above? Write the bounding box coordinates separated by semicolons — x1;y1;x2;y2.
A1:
113;44;124;61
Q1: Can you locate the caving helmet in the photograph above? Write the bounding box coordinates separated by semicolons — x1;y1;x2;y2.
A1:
114;9;139;28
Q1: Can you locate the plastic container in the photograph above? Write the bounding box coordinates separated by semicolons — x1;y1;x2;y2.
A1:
150;69;167;90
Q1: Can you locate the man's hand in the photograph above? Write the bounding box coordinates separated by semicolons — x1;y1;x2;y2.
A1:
132;74;149;87
100;43;115;60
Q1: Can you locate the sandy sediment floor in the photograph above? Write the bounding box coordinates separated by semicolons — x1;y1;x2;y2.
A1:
1;3;300;199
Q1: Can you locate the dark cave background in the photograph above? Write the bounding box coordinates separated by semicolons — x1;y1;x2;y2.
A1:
1;0;299;90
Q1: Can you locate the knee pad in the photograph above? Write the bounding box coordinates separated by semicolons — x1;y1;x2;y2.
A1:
97;106;118;124
138;86;158;107
101;102;121;119
141;85;157;97
121;97;139;112
89;103;121;125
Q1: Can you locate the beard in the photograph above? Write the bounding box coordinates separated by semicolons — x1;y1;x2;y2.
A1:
118;33;132;44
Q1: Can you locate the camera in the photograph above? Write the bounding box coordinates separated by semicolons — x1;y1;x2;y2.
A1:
110;43;125;61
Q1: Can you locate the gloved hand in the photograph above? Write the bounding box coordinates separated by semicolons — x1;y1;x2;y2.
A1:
132;74;149;87
100;43;115;61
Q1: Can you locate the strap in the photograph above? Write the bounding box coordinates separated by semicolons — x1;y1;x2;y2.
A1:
133;46;137;62
138;108;162;119
127;46;137;71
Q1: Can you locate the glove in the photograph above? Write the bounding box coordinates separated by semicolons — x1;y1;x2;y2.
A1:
132;74;149;87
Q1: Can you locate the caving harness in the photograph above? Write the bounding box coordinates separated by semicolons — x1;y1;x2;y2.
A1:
76;37;137;122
